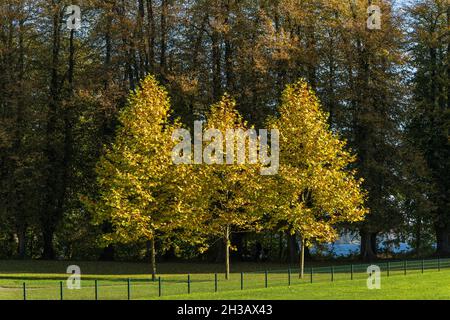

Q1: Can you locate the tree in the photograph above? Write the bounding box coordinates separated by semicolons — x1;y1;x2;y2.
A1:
331;0;406;260
88;75;188;279
406;0;450;254
0;0;47;258
188;94;262;279
263;80;367;277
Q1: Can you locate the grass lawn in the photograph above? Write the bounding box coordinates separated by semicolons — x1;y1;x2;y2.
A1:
0;259;449;300
166;271;450;300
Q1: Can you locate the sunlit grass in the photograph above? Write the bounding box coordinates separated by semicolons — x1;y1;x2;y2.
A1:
1;259;448;300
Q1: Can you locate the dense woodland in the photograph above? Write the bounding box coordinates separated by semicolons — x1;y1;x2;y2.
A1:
0;0;449;264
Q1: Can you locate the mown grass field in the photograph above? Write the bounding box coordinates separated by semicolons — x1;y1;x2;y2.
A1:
169;271;450;300
0;259;449;300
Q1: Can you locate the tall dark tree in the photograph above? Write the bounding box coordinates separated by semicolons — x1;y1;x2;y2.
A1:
407;0;450;255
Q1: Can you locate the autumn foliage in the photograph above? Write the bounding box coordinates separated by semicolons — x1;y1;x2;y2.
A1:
90;75;367;278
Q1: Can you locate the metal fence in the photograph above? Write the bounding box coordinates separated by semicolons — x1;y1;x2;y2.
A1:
2;257;449;300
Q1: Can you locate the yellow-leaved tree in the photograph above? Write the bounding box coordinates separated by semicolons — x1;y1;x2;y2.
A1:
87;76;194;280
191;95;263;280
264;80;367;277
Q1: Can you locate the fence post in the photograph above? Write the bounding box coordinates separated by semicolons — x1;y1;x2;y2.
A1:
310;267;313;283
265;271;268;288
288;268;291;287
214;273;218;293
127;278;131;300
158;277;162;297
422;260;424;273
438;257;441;271
387;262;390;277
60;281;63;301
95;280;98;300
404;260;407;275
188;274;191;294
241;272;244;290
23;282;26;301
331;266;334;282
351;264;353;280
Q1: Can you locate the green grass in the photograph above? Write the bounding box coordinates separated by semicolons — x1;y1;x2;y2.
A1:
167;271;450;300
1;259;449;300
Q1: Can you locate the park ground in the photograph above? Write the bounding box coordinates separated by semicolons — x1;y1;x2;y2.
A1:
0;260;449;300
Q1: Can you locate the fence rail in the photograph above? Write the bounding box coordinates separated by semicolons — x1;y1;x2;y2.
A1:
1;257;449;300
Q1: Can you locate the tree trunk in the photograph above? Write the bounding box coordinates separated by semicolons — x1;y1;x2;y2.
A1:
370;232;377;255
224;225;230;280
360;230;377;261
415;218;422;257
146;0;156;73
15;18;26;261
103;11;112;90
223;0;233;91
118;0;135;90
42;3;62;261
160;0;168;77
306;24;317;90
17;225;26;259
136;0;146;78
224;35;233;91
299;237;305;279
150;238;157;281
211;27;221;101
